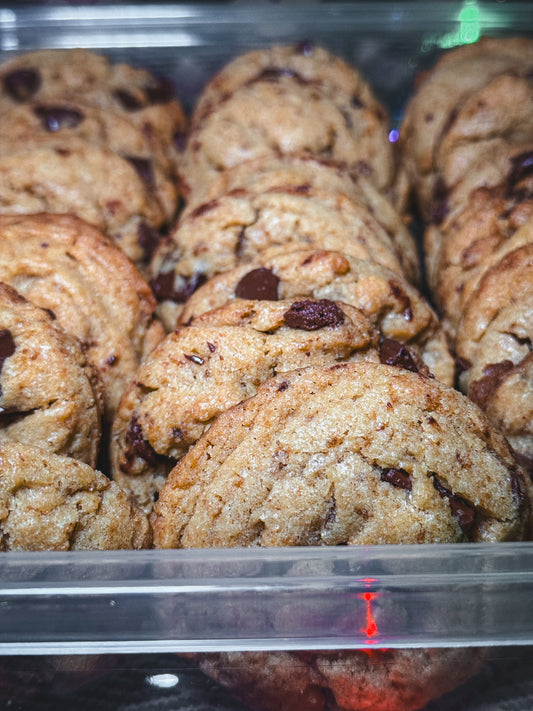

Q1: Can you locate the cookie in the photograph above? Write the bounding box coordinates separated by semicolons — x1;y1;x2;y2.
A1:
0;441;151;551
181;153;417;278
428;187;533;336
150;187;412;330
0;48;187;169
195;648;485;711
111;297;379;513
0;213;164;423
178;77;394;204
0;282;102;466
193;43;389;124
180;247;454;385
152;362;530;548
0;139;175;267
456;242;533;468
399;37;533;217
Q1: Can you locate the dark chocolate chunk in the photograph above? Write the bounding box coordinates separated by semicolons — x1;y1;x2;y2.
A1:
431;176;449;224
507;151;533;190
34;105;84;132
351;95;364;109
235;267;279;301
150;271;207;303
3;68;41;102
455;355;471;376
0;329;16;374
125;156;155;189
283;299;344;330
114;88;143;111
380;467;412;491
379;338;419;373
123;415;159;467
138;221;163;261
433;475;476;537
145;77;175;105
185;354;204;365
468;360;514;409
173;130;187;152
388;281;413;321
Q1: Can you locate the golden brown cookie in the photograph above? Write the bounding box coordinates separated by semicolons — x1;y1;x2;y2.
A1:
111;297;378;513
150;187;413;330
456;242;533;469
179;247;453;385
0;282;102;466
152;362;530;548
0;213;164;423
0;441;151;551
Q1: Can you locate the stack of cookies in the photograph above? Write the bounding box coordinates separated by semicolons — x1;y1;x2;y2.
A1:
399;37;533;473
0;39;531;711
0;48;187;270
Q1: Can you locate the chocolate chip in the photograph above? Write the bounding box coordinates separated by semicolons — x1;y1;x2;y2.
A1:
138;221;163;261
235;267;279;300
185;354;204;365
389;281;413;321
188;199;219;219
380;467;412;491
296;39;314;56
455;355;471;376
106;355;117;366
468;360;514;409
351;95;364;109
207;342;216;353
114;88;143;111
277;380;289;392
34;105;84;132
144;77;175;105
431;176;449;224
173;131;187;152
125;156;155;189
3;68;41;102
150;271;207;303
283;300;344;330
0;329;16;374
123;416;159;467
507;151;533;192
379;339;419;373
433;475;476;537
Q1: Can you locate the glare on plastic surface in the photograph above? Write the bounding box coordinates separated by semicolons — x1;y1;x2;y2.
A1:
146;673;180;689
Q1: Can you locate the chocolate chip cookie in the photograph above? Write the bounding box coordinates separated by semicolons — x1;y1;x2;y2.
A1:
456;242;533;469
180;247;453;385
111;297;378;512
0;282;102;466
152;361;530;548
0;213;164;423
0;441;151;551
150;187;411;330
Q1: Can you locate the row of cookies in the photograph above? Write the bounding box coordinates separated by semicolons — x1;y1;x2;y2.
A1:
110;44;461;516
399;37;533;472
0;48;187;270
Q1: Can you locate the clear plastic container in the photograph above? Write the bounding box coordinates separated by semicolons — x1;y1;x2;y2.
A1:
1;3;533;710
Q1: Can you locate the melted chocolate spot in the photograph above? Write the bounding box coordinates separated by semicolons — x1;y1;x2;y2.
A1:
173;131;187;152
455;355;471;376
277;380;289;392
507;151;533;191
380;467;412;491
433;475;476;537
0;330;16;374
138;221;163;261
150;271;207;303
3;68;41;102
389;281;413;321
283;300;344;330
468;360;514;409
379;338;419;373
114;88;143;111
145;77;175;105
34;105;84;132
125;156;155;189
123;416;159;467
235;267;279;300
